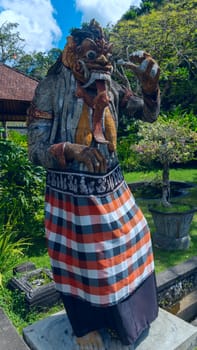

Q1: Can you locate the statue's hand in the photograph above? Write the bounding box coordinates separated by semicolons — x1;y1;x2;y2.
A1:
125;50;160;95
64;143;107;173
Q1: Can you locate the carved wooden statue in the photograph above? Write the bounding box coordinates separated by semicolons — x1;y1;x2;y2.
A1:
28;19;160;350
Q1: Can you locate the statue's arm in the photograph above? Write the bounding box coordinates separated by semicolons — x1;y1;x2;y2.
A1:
120;85;160;123
27;77;66;170
28;117;65;169
117;50;160;122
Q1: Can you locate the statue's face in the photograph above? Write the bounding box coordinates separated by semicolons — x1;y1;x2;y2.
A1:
77;37;113;76
62;34;113;87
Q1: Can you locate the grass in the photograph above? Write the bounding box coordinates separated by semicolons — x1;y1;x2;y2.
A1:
124;167;197;184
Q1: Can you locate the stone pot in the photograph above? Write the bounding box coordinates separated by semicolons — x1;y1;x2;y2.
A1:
149;204;197;250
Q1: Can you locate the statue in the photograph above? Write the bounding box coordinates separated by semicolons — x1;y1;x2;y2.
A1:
28;19;160;350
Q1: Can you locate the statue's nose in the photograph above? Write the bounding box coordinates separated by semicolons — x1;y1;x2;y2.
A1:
96;54;108;65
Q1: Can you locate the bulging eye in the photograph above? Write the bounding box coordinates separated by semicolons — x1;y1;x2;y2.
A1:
86;50;97;60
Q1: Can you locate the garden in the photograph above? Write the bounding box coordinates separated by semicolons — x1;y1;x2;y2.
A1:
0;0;197;338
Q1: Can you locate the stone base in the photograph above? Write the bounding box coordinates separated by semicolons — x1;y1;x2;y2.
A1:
23;308;197;350
177;289;197;322
150;208;195;251
153;233;190;250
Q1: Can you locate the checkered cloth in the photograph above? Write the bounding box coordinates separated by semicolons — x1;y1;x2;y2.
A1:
45;165;154;306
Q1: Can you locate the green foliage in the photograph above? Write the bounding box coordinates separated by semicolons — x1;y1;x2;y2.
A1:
139;1;154;14
8;130;28;147
118;135;139;172
0;20;61;79
135;117;197;166
111;0;197;112
0;139;46;239
118;106;197;172
162;106;197;132
117;121;144;172
0;283;63;333
14;48;62;79
0;215;30;286
121;7;138;20
138;0;164;14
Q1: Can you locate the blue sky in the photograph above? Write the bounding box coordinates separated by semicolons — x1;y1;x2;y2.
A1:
51;0;82;49
0;0;142;52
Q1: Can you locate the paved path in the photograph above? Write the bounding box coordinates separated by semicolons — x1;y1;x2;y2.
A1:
0;308;29;350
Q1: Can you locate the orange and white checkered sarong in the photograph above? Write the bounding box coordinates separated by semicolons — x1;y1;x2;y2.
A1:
45;165;155;306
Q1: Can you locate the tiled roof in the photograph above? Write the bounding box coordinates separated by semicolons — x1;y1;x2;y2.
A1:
0;63;38;101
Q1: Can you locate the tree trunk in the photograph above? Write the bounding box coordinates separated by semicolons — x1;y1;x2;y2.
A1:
162;161;170;206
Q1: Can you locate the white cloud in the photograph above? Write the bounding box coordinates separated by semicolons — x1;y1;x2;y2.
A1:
0;0;142;53
76;0;142;26
0;0;61;52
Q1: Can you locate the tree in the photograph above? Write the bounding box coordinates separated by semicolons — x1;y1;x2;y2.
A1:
0;21;61;79
121;7;139;20
134;116;197;206
15;48;62;80
0;22;25;64
138;0;164;14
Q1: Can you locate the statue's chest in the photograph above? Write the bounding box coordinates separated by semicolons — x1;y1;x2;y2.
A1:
74;101;117;152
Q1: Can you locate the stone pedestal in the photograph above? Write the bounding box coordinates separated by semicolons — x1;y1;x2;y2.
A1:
149;207;196;250
23;308;197;350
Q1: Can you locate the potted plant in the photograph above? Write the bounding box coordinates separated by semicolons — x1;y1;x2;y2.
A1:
134;116;197;250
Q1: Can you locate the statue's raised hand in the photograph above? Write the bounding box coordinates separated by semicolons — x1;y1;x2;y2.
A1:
118;50;160;95
129;50;160;94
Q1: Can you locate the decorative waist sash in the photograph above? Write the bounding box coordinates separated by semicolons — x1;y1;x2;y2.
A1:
46;164;124;196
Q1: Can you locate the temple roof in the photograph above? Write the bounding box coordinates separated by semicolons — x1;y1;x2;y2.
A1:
0;63;38;121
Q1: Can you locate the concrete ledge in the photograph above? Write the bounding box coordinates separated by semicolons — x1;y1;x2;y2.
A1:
156;256;197;292
0;308;30;350
23;308;197;350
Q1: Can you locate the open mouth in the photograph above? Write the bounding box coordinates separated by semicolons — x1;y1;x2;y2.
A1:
82;71;112;88
78;59;113;82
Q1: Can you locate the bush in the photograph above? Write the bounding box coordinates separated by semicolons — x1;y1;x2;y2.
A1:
0;215;30;286
0;139;46;239
117;121;149;172
8;130;28;148
162;106;197;132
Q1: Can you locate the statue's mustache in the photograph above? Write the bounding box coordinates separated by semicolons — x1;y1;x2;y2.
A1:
82;71;112;88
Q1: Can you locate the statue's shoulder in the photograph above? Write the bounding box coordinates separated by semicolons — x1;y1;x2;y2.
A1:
36;63;67;93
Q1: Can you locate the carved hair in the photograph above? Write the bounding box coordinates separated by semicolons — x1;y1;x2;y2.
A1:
71;19;105;46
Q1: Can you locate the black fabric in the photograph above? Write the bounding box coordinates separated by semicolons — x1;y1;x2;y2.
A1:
60;272;158;346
